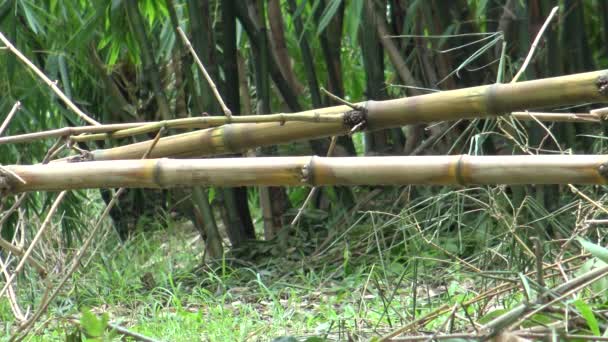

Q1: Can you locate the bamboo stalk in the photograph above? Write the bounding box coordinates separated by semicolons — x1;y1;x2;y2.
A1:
0;111;597;146
3;155;608;193
2;72;606;146
0;113;345;145
85;70;608;161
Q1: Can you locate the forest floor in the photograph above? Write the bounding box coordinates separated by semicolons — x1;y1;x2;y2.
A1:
3;193;608;341
9;222;425;341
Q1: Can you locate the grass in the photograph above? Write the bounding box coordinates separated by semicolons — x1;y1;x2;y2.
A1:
3;183;608;341
0;221;420;340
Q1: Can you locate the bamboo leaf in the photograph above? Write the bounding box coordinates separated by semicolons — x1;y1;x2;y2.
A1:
578;237;608;264
403;0;423;34
19;0;42;35
64;0;107;51
294;0;308;19
344;0;363;43
80;307;106;338
316;0;342;35
208;187;216;203
518;273;534;301
574;299;600;336
475;0;489;23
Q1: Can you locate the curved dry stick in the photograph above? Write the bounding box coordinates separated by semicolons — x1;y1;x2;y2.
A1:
511;6;559;83
0;33;100;126
176;27;231;118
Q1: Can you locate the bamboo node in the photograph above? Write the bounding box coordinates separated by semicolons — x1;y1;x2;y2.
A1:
67;151;93;163
343;109;368;132
0;167;17;196
597;74;608;95
301;157;314;185
0;175;10;195
598;162;608;179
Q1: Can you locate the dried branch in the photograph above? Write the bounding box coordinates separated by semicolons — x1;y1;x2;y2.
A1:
0;33;100;126
176;27;232;118
0;237;46;274
0;102;21;136
511;111;601;123
511;6;559;83
0;256;26;322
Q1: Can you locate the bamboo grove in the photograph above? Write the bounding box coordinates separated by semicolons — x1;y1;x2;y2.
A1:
3;1;608;340
0;0;606;245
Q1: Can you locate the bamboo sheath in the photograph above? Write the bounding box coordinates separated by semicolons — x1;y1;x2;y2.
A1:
2;155;608;193
85;70;608;161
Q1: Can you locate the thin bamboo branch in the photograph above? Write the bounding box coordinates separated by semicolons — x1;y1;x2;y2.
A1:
3;154;608;192
0;237;46;274
176;27;231;118
0;191;66;299
0;255;26;323
511;6;559;83
70;113;342;142
483;264;608;336
0;33;100;126
0;113;344;145
321;87;361;110
84;69;608;161
0;101;21;136
511;111;600;122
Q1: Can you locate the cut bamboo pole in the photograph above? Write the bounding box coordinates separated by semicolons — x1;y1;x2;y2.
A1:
84;70;608;161
2;155;608;193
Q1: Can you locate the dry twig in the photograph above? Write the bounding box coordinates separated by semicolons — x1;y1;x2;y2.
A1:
0;32;100;126
0;102;21;136
176;27;232;118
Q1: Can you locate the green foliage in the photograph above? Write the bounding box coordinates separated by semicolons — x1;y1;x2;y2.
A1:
79;307;111;340
578;238;608;264
574;299;600;336
315;0;342;35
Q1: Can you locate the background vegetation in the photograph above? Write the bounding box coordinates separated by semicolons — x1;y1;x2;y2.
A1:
1;0;608;340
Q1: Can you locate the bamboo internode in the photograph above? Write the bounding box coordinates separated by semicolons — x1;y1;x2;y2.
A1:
2;155;607;193
84;70;608;161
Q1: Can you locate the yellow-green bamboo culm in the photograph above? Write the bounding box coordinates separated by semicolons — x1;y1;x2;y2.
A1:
3;155;608;193
85;70;608;161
